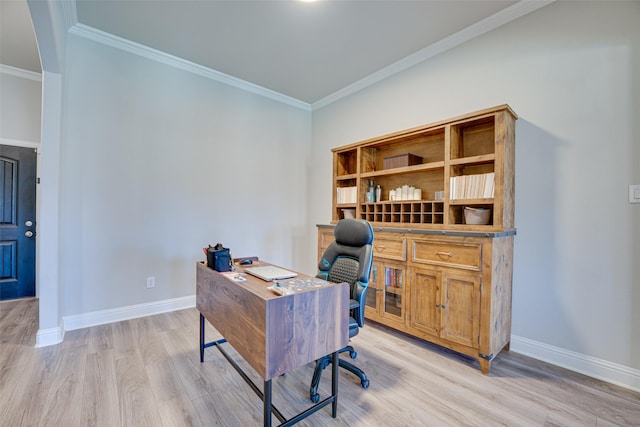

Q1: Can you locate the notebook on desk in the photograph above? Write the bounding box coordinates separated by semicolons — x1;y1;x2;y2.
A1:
244;266;298;281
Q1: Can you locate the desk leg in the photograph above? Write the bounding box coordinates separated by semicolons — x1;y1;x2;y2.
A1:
200;313;205;363
264;379;272;427
331;351;339;418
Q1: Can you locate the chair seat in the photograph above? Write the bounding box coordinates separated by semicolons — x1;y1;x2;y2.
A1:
349;316;359;338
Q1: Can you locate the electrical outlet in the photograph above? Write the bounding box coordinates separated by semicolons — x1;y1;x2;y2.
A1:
630;185;640;204
146;276;155;288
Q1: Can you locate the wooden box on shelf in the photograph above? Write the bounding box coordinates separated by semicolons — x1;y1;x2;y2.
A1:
383;153;423;170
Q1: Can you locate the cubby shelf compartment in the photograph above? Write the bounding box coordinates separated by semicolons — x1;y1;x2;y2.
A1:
335;149;357;177
360;201;444;225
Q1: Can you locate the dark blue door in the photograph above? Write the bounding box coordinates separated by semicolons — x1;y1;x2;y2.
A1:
1;145;37;300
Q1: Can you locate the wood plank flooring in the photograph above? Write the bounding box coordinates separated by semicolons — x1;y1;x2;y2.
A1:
1;298;639;426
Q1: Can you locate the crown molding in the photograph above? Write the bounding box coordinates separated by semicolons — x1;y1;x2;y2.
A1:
0;64;42;82
312;0;555;110
60;0;78;30
68;23;312;112
63;0;552;111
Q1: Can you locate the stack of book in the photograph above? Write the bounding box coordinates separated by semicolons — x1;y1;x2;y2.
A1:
385;268;402;288
450;172;494;200
336;186;357;204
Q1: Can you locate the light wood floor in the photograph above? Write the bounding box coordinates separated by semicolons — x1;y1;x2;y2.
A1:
1;298;639;426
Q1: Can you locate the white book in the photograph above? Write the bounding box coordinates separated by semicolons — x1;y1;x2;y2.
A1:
483;172;495;198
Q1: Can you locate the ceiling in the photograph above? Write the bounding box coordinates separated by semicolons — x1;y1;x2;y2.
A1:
0;0;42;73
1;0;545;105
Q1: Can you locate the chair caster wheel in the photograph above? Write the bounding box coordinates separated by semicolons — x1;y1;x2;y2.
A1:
349;350;357;359
310;393;320;403
361;379;370;389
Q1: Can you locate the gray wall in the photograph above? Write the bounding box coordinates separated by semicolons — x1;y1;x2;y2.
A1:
0;69;41;144
59;34;312;315
310;1;640;379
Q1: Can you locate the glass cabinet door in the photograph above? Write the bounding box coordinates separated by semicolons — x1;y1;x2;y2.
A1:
366;263;380;310
382;265;403;318
365;261;405;326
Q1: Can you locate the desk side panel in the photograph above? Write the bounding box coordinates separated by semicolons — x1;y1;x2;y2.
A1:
196;263;268;377
265;283;349;379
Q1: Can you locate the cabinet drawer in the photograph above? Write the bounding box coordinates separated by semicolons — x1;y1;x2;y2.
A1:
373;235;407;261
411;240;481;271
318;229;335;261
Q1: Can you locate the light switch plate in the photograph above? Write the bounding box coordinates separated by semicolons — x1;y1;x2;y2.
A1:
630;184;640;204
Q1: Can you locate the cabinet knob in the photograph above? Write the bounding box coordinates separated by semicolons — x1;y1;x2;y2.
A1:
441;304;447;309
435;303;440;307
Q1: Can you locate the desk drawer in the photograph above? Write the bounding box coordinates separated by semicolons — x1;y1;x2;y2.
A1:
411;240;481;271
373;235;407;261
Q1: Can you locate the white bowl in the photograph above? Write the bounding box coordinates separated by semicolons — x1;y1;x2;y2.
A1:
464;207;491;225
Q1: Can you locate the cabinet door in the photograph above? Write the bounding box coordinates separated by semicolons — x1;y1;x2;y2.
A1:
365;261;382;314
440;270;481;349
409;267;440;338
365;260;405;327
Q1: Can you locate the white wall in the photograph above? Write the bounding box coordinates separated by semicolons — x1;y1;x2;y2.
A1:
310;0;640;379
0;69;41;145
60;34;311;316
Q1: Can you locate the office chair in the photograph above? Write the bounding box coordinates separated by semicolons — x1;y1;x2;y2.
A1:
310;218;374;403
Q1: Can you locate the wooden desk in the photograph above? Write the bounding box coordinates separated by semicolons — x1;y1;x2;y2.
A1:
196;261;349;426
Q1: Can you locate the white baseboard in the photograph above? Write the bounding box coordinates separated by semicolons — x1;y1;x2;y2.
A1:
511;335;640;393
63;295;196;331
36;326;64;347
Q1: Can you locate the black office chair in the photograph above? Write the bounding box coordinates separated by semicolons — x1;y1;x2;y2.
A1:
310;218;374;403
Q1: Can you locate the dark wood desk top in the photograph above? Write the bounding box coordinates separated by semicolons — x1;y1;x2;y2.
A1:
196;262;349;380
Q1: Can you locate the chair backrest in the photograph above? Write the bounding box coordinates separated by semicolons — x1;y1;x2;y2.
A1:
317;219;374;327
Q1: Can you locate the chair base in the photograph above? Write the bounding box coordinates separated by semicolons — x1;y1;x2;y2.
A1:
309;345;370;402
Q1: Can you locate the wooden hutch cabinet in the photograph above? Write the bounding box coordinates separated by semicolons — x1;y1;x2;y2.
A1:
317;105;517;374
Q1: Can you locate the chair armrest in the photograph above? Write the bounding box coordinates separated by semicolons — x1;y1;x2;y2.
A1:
316;272;329;281
353;281;367;327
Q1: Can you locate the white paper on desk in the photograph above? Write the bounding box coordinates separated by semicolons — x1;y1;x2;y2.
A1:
267;285;294;296
220;272;247;282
